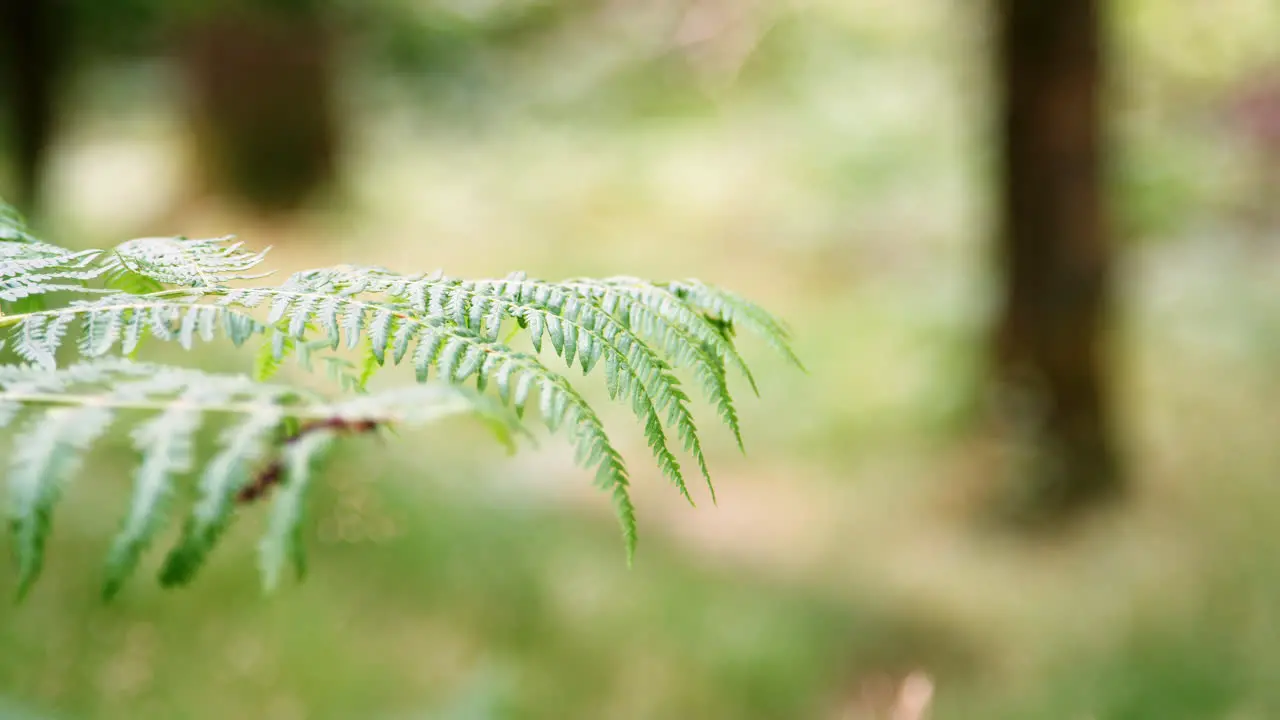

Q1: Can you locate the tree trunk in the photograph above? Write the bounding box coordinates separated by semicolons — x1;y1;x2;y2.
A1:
993;0;1121;517
174;5;338;214
0;0;65;215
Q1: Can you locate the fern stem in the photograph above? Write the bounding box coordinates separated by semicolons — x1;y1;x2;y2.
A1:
0;289;199;328
0;391;361;423
0;392;293;415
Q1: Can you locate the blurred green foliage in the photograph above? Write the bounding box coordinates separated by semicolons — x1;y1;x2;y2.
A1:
0;441;975;719
7;0;1280;718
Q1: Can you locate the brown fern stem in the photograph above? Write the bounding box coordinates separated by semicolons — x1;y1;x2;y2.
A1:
236;418;378;504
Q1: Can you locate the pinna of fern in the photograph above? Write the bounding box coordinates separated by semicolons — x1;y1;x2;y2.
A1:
0;199;801;597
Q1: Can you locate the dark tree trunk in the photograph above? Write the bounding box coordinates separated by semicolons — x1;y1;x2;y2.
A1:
175;6;338;214
0;0;66;215
993;0;1121;517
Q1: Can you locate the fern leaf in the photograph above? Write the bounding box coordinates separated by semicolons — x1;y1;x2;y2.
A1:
7;405;114;598
105;236;271;289
664;279;804;370
285;270;731;500
258;429;333;592
1;296;266;368
397;320;642;547
301;268;755;420
158;403;286;587
226;282;650;543
1;241;106;303
0;219;798;580
559;277;756;448
102;388;208;600
0;204;117;304
1;203;270;300
563;278;754;374
254;330;296;382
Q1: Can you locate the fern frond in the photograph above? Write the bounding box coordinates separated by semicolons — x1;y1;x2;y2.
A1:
0;359;519;597
102;384;210;599
284;269;718;502
284;267;798;451
0;201;270;292
663;279;803;370
232;283;646;552
1;241;107;304
258;429;332;592
570;276;803;372
0;204;111;304
294;269;779;440
533;275;760;446
6;405;114;598
0;207;799;583
158;402;286;587
1;294;265;367
104;236;271;290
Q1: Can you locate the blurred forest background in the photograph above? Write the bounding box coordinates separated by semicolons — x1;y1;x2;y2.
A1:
4;0;1280;718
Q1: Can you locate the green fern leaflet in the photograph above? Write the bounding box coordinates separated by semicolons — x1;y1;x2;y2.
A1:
0;200;799;599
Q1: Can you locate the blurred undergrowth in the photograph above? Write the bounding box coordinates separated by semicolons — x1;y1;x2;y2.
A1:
7;0;1280;718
